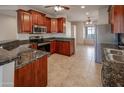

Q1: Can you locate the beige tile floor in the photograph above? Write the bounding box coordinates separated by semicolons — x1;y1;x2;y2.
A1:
47;45;102;87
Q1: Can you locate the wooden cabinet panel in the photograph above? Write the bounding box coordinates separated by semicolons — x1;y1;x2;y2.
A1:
55;40;75;56
14;55;48;87
14;63;33;87
57;18;66;33
31;12;38;25
29;10;46;26
17;9;32;33
51;19;58;33
45;17;51;33
39;55;47;86
30;44;38;49
50;40;56;54
109;5;124;33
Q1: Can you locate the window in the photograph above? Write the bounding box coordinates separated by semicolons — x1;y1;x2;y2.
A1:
85;26;96;39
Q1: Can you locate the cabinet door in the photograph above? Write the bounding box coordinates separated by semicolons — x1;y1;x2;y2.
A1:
51;19;58;33
111;5;124;33
32;59;40;86
50;40;56;54
30;44;38;49
39;55;47;86
38;14;44;26
14;63;33;87
56;41;61;54
31;12;38;25
62;41;70;56
17;10;32;33
57;18;66;33
113;6;121;33
46;17;51;33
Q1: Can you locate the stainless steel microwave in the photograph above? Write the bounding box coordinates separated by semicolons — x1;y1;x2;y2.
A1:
33;25;47;34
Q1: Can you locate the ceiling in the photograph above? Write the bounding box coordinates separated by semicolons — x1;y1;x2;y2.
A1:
29;5;108;22
0;5;108;22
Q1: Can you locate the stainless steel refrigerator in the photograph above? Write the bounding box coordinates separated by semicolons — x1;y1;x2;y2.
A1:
95;24;117;63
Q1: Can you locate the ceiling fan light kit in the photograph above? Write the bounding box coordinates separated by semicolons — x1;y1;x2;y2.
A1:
85;17;93;25
45;5;70;12
54;6;64;11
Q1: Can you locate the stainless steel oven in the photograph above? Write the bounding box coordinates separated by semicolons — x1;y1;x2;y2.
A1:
33;25;47;34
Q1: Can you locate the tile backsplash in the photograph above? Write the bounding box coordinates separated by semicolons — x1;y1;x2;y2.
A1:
17;33;71;40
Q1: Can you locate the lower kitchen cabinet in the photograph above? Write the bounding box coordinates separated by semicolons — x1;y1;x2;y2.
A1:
50;40;56;54
30;43;38;49
14;55;47;87
55;40;75;56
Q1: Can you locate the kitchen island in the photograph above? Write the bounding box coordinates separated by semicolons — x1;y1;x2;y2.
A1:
0;43;48;87
101;46;124;87
30;37;75;56
12;46;48;87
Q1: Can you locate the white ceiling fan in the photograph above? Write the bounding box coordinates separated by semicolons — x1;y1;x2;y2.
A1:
44;5;70;12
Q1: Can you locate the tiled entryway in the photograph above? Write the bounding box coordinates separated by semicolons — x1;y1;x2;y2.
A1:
47;45;102;87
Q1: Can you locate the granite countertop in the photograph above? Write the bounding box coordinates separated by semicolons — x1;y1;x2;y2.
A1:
0;37;74;67
0;48;17;66
15;49;48;69
43;37;75;42
101;46;124;87
0;43;48;68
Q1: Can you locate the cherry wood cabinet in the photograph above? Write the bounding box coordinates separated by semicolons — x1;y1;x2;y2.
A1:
51;19;58;33
17;9;32;33
45;17;51;33
14;55;47;87
55;40;75;56
14;63;33;87
30;44;38;49
50;40;56;54
29;10;46;26
17;9;66;34
108;5;124;33
57;18;66;33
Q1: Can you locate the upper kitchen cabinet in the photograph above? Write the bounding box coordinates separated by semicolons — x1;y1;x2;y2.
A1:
29;10;46;26
45;17;51;33
108;5;124;33
57;17;66;33
51;19;58;33
17;9;32;33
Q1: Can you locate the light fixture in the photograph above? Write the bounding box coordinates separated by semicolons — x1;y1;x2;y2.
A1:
54;6;64;11
85;17;92;25
81;6;85;9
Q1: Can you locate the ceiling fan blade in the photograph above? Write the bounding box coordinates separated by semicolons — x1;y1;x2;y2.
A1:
44;5;55;8
61;6;70;10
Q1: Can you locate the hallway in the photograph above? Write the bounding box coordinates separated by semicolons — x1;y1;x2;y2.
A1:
47;45;102;87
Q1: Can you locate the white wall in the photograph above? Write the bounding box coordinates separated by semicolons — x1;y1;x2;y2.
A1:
0;14;17;41
97;7;108;24
71;22;85;45
66;21;71;37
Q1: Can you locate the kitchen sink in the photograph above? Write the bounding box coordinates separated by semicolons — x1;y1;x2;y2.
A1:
104;48;124;55
108;54;124;64
104;48;124;63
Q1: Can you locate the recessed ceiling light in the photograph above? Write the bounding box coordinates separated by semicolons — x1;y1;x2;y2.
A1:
81;6;85;9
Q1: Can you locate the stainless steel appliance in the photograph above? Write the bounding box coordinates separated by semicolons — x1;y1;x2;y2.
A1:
33;25;47;34
95;24;117;63
29;36;50;53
